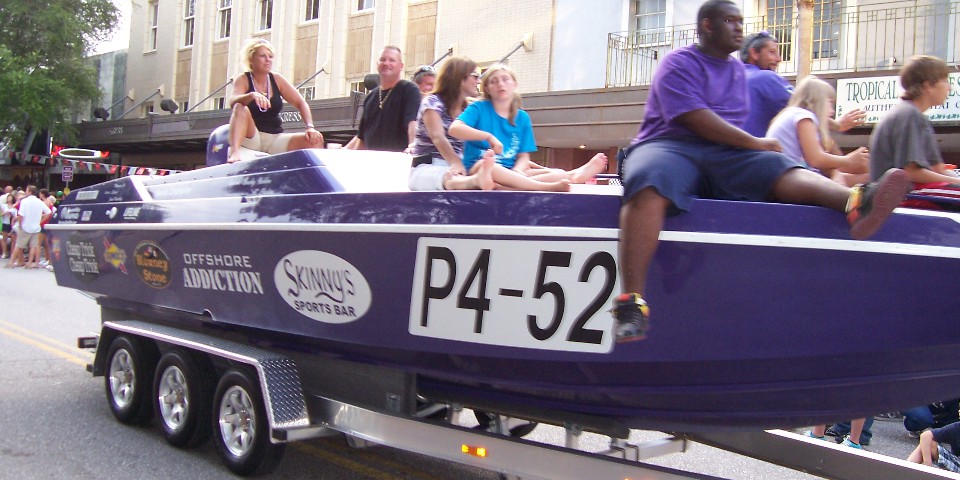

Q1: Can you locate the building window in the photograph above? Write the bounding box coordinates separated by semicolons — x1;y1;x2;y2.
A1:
357;0;374;11
299;86;315;101
214;97;226;110
180;100;190;113
349;80;369;95
812;0;842;60
218;0;232;39
305;0;320;21
182;0;195;47
634;0;665;33
258;0;273;31
142;103;155;117
765;0;842;60
148;1;159;51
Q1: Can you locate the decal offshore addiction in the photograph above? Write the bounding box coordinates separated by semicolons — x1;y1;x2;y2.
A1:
182;253;264;294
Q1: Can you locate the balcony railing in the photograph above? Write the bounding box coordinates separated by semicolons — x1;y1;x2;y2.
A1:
606;0;960;88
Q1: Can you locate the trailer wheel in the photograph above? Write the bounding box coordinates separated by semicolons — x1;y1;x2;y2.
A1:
213;369;284;476
105;335;157;425
153;350;214;448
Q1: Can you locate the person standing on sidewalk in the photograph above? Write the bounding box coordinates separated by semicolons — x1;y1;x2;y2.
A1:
9;186;51;269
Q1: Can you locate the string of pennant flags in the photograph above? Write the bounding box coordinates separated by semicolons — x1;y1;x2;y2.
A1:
8;151;182;176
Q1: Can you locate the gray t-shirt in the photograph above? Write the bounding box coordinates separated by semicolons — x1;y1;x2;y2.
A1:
869;100;942;180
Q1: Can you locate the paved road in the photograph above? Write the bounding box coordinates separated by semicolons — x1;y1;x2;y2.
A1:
0;264;948;479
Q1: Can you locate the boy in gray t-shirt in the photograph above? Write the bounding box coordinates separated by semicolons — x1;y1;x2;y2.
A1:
869;55;957;185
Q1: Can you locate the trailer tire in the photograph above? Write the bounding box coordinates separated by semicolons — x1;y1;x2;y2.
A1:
153;350;214;448
213;369;284;476
105;335;157;425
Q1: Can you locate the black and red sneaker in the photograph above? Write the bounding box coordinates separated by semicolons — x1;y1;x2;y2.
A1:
847;168;909;240
612;293;650;343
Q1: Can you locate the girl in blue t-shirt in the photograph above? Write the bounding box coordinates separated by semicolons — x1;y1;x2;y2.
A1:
449;64;607;191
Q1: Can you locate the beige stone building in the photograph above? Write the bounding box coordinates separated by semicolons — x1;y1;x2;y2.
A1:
63;0;960;184
123;0;558;117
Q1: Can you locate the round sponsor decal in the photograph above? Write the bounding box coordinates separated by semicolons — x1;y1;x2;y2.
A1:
274;250;371;324
134;241;172;289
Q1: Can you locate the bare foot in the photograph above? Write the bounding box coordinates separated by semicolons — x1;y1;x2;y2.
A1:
227;152;242;163
475;155;495;191
569;153;609;184
546;179;571;192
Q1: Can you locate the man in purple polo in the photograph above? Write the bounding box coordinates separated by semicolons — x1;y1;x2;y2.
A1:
611;0;908;342
740;30;865;137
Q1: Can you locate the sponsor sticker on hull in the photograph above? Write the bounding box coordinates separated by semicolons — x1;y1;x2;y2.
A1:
65;237;100;281
274;250;371;324
182;252;264;295
134;241;172;289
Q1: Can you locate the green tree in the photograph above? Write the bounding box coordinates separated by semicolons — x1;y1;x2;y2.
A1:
0;0;118;153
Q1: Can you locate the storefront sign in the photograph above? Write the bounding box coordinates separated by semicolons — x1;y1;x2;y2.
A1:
837;73;960;124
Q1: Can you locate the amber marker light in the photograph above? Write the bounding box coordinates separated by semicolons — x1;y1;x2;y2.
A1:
461;444;488;457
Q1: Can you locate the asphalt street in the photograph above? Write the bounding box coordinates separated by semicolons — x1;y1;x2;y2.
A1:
0;263;953;479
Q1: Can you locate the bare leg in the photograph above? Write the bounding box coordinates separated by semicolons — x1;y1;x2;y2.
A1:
8;246;23;266
569;153;609;183
525;154;610;184
286;131;324;151
907;445;923;463
847;418;866;445
227;104;257;163
27;245;40;268
618;187;670;296
919;430;938;466
832;171;870;188
812;425;827;437
487;164;570;192
444;155;495;191
0;232;7;257
770;168;849;211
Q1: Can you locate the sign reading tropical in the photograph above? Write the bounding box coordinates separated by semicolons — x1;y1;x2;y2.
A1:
836;73;960;125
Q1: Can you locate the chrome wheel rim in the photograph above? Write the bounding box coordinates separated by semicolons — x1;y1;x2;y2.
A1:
219;385;256;457
108;349;135;408
158;365;189;431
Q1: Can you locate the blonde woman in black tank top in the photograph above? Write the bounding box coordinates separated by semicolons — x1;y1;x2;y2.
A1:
226;38;323;163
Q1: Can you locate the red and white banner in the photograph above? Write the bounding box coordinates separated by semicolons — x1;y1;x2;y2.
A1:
7;151;180;176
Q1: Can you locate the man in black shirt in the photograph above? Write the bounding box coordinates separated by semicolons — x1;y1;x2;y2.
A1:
345;45;421;152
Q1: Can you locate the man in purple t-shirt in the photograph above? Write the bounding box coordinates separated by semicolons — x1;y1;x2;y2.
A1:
740;31;793;137
611;0;910;343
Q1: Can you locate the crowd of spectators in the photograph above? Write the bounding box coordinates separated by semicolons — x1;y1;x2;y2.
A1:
0;185;58;271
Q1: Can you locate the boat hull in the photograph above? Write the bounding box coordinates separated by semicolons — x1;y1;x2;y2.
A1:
48;149;960;431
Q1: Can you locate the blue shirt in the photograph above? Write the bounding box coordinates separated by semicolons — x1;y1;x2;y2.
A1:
743;63;794;137
458;100;537;170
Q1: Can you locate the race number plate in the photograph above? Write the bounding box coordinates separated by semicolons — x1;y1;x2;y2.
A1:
409;237;619;353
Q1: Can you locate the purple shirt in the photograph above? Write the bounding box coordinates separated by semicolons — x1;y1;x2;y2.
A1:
743;64;794;137
412;94;463;159
632;44;749;145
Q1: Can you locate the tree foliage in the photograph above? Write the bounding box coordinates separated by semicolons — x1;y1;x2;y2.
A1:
0;0;118;148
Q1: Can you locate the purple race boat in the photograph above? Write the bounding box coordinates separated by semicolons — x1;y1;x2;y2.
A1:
47;148;960;432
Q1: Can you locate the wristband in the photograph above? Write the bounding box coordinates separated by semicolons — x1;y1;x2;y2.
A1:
305;124;314;129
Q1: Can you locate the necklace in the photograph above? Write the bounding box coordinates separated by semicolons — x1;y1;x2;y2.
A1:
252;74;271;112
378;87;392;109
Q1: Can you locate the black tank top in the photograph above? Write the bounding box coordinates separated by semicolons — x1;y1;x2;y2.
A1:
245;72;283;134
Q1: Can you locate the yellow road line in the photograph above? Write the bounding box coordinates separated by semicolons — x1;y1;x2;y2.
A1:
0;319;94;360
0;324;91;367
294;442;406;480
319;437;450;480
